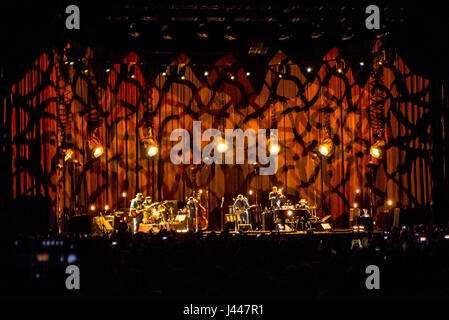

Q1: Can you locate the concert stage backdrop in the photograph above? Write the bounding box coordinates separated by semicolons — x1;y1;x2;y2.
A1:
4;40;432;228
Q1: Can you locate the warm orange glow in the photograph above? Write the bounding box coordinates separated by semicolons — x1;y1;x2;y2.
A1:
104;205;109;211
355;189;360;194
217;141;228;153
370;146;381;158
90;205;95;211
64;149;73;162
387;200;393;206
147;146;158;157
93;146;104;158
287;210;293;216
270;144;280;154
353;203;358;208
122;192;127;198
249;190;253;195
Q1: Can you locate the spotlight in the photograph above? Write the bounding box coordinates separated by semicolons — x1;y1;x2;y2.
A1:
269;144;280;154
144;129;158;157
122;192;127;198
128;23;140;38
353;203;358;208
318;139;333;157
217;140;228;153
69;61;75;66
224;25;237;40
287;210;293;216
204;71;209;77
161;25;173;40
387;200;393;206
306;67;312;73
246;71;251;76
88;134;104;158
249;190;253;195
64;149;73;162
104;205;109;211
278;74;283;78
278;24;293;41
370;140;385;159
196;23;209;39
162;72;167;77
128;63;136;79
355;189;360;194
147;145;158;157
199;189;203;194
90;205;95;212
360;61;365;67
93;146;104;158
105;67;111;73
341;26;354;40
337;68;343;73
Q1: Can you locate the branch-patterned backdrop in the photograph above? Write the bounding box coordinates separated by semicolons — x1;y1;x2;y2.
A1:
4;40;432;229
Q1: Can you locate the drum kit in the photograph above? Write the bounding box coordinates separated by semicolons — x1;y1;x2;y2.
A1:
141;200;189;229
142;201;173;226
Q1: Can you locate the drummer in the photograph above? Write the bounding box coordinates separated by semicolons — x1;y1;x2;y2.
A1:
143;196;152;207
298;199;309;210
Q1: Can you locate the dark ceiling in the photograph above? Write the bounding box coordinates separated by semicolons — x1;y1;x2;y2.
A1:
1;1;448;84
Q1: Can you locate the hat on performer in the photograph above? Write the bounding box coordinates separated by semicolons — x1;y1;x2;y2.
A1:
237;194;243;198
145;196;151;200
136;193;143;198
299;199;307;204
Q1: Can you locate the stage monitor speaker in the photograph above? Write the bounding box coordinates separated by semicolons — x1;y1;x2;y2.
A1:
138;224;160;234
93;216;113;234
262;211;275;231
69;215;92;234
237;224;251;232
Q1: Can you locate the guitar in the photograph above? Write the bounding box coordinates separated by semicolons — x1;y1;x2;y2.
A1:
235;204;256;214
130;207;145;218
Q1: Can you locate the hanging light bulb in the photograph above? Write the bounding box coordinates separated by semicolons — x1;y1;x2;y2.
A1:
318;138;334;157
88;134;104;158
370;140;386;159
144;128;158;157
217;139;228;153
64;149;73;162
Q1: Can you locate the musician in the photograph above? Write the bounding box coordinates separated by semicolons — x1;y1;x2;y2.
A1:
143;196;152;206
186;196;198;232
268;186;284;209
130;193;144;234
297;199;311;230
233;194;250;224
298;199;309;210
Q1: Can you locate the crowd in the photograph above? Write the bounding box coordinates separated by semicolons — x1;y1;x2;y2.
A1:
2;223;449;301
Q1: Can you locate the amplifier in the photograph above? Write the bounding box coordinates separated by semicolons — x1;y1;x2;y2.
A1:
262;211;274;231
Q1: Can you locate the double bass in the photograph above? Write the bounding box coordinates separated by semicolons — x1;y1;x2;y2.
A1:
194;190;208;231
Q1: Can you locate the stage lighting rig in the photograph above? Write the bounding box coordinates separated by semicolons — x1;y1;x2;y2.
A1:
317;138;334;157
370;140;385;160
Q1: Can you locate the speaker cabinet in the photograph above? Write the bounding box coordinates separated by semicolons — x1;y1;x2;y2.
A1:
262;211;275;231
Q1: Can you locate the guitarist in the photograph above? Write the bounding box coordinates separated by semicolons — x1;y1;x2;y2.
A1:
233;194;250;225
130;193;144;234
